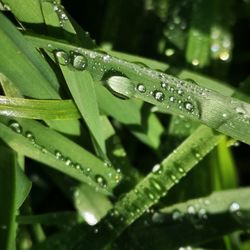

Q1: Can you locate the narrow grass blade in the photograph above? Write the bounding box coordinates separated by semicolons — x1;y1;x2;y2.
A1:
0;118;122;194
0;95;80;120
130;188;250;250
0;144;17;250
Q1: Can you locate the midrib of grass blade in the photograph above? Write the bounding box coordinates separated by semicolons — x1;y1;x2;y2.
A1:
0;145;17;250
131;188;250;250
0;95;80;120
25;34;250;145
0;117;122;195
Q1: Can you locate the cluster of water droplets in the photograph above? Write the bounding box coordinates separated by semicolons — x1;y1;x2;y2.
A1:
52;1;69;27
7;120;115;189
54;50;88;71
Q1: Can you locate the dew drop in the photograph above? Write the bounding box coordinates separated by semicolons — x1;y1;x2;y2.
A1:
54;50;69;65
229;202;240;213
169;96;175;102
187;205;196;215
8;120;22;134
170;175;179;184
152;164;162;174
95;175;107;187
152;212;165;224
65;158;73;166
136;84;146;93
55;150;63;160
103;54;111;62
144;188;156;201
152;90;165;102
198;208;207;220
172;209;183;221
184;101;194;112
161;81;168;89
150;179;164;193
105;75;134;99
25;131;35;143
71;52;87;71
192;59;200;66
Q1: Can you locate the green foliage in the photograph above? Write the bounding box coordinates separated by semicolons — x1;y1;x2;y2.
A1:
0;0;249;250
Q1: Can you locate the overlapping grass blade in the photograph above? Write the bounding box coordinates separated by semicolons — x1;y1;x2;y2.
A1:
0;117;122;194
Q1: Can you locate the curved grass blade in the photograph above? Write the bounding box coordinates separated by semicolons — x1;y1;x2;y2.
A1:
130;188;250;250
26;34;250;145
0;144;17;250
0;118;122;195
0;95;80;120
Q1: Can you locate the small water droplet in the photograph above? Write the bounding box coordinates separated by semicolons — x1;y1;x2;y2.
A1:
136;84;146;93
54;50;69;65
192;59;200;66
152;90;165;102
8;120;22;134
229;202;240;213
198;208;207;219
25;131;35;143
161;81;168;89
170;175;179;184
184;102;194;112
187;205;196;215
95;175;107;187
71;52;87;71
219;51;230;61
222;113;228;118
169;96;175;102
103;54;111;62
177;89;183;95
55;150;63;160
152;212;165;224
65;158;73;166
165;48;175;57
172;209;183;221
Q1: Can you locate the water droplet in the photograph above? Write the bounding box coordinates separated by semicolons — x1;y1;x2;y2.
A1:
169;96;175;102
198;208;207;219
192;59;199;66
172;209;183;221
55;150;63;160
71;52;87;70
165;48;175;57
150;179;164;193
161;81;168;89
105;75;134;99
144;188;156;200
184;102;194;112
178;167;184;173
65;158;73;166
152;212;165;224
187;205;196;215
177;89;183;95
8;120;22;134
222;113;228;118
229;202;240;213
219;51;230;61
152;90;165;102
95;175;107;187
170;175;179;184
81;211;98;226
103;54;111;62
25;131;35;143
54;50;69;65
136;84;146;93
152;164;162;174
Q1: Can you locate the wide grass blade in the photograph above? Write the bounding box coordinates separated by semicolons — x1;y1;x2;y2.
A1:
26;33;250;145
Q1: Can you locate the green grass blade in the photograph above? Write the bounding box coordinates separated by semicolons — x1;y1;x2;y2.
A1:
131;188;250;250
25;33;250;145
0;118;122;194
59;67;106;153
0;95;80;120
0;144;17;250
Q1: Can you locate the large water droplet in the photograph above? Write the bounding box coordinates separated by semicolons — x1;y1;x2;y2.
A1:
54;50;69;65
152;90;165;102
105;75;134;99
136;84;146;93
95;175;107;187
71;52;87;71
8;120;22;134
